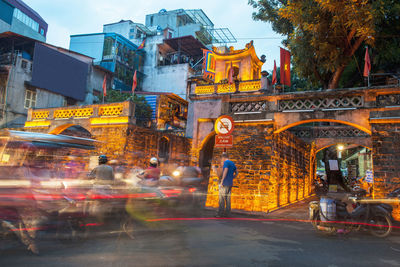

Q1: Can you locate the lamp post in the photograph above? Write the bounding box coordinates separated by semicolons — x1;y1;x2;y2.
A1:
337;144;344;159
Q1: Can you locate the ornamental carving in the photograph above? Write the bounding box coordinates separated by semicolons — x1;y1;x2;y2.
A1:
32;111;49;120
291;127;369;138
376;94;400;107
99;105;123;117
54;108;93;119
278;96;363;111
230;101;267;113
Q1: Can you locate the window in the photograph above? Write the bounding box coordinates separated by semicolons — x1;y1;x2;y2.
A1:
158;137;170;162
24;89;36;109
40;28;45;36
13;8;40;33
21;60;27;70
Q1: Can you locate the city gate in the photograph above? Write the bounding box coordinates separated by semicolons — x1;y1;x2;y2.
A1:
189;83;400;217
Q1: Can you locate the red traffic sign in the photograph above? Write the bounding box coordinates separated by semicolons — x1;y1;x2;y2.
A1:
214;115;234;135
215;135;233;148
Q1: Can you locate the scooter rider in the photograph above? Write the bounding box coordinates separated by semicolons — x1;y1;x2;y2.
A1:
138;157;161;186
88;155;115;181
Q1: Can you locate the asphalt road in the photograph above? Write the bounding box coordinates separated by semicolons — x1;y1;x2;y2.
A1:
1;203;400;267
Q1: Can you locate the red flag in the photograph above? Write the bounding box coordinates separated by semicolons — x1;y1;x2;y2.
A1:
228;62;234;84
138;39;145;49
280;48;291;86
102;75;107;97
132;70;137;93
363;47;371;77
272;60;277;85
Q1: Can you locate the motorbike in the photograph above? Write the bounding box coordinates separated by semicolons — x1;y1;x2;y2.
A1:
313;176;328;196
0;188;87;254
309;188;393;238
159;166;204;208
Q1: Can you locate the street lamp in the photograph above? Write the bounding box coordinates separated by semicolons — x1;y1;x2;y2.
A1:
337;144;344;159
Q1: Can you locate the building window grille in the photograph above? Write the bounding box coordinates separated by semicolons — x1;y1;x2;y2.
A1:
21;60;27;69
24;89;37;109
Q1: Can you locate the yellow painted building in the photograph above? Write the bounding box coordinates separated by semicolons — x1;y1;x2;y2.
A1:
212;41;264;83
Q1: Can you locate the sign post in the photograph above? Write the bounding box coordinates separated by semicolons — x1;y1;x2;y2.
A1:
214;115;234;151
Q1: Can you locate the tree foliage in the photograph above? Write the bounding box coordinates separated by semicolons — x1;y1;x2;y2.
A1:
106;90;152;127
250;0;380;89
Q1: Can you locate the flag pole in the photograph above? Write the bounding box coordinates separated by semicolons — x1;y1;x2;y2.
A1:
102;93;104;104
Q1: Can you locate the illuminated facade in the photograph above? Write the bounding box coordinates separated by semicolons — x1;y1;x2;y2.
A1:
187;41;400;218
212;41;264;83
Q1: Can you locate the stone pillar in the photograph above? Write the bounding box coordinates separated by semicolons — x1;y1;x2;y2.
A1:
372;123;400;196
371;122;400;221
205;123;313;214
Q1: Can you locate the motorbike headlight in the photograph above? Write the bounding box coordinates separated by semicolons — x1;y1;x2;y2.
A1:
172;170;181;177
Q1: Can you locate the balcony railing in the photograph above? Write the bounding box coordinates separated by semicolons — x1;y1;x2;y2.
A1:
194;80;262;95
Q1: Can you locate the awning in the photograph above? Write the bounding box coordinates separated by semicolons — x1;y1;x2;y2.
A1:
6;130;97;150
163;36;207;57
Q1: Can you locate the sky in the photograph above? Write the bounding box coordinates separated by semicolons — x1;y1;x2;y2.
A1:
23;0;284;71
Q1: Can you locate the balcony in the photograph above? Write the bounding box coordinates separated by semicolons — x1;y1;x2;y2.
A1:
0;53;14;66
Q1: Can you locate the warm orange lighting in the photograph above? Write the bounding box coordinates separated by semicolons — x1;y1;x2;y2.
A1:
274;119;372;135
370;118;400;124
24;120;50;128
90;116;129;125
49;123;75;134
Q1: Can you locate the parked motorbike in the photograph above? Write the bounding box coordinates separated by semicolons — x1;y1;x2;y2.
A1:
313;176;328;196
309;188;393;238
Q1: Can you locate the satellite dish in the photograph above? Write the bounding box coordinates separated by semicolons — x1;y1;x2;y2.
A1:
159;9;167;13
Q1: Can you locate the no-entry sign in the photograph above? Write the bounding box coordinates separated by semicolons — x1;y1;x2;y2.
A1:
215;135;233;148
214;115;234;135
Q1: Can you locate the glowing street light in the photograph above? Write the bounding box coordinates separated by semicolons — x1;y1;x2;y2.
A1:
337;144;344;151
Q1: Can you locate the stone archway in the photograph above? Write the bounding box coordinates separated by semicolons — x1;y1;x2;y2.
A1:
279;120;372;195
274;118;371;135
158;136;170;163
198;131;216;180
50;124;92;138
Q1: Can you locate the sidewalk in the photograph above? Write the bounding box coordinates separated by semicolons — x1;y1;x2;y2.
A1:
266;196;318;220
204;195;318;220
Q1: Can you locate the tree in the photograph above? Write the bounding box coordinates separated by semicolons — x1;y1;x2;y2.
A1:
371;0;400;73
106;90;152;127
268;67;315;92
249;0;376;89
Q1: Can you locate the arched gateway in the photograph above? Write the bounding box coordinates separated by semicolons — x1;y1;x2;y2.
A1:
190;81;400;217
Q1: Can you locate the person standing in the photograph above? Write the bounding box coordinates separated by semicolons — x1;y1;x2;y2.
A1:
216;153;237;217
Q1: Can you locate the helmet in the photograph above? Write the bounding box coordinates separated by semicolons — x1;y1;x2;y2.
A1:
150;157;158;165
98;155;108;164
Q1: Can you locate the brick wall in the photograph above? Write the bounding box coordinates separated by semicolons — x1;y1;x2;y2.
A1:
92;124;191;169
205;124;312;214
372;123;400;220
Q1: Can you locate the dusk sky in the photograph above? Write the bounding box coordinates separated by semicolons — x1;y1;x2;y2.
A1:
23;0;284;71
